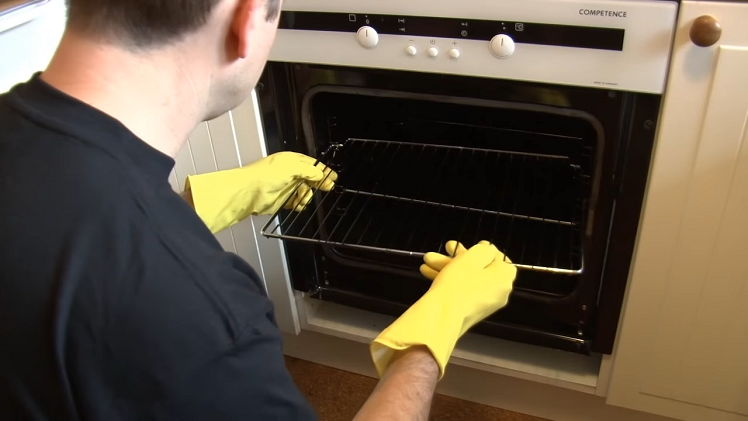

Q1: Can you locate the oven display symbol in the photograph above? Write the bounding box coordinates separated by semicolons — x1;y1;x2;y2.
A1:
348;14;356;22
461;30;468;37
515;23;525;31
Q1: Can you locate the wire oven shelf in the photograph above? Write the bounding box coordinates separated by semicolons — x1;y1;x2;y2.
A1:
262;138;586;275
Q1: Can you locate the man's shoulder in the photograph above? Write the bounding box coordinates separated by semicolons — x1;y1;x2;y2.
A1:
0;103;136;212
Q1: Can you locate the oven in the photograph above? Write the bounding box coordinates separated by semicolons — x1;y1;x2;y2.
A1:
257;0;678;355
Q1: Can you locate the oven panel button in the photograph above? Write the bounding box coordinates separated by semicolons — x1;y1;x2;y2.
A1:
448;49;461;59
427;47;439;57
405;45;418;56
489;34;515;58
356;26;379;49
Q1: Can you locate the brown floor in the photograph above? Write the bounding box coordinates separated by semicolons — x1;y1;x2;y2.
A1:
285;356;548;421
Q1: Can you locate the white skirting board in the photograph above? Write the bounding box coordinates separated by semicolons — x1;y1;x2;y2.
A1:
299;297;601;394
283;329;676;421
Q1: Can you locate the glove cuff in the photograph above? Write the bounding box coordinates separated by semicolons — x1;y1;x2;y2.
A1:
186;168;254;233
370;292;467;380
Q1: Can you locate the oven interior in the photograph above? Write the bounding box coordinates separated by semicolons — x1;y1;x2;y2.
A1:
266;90;599;311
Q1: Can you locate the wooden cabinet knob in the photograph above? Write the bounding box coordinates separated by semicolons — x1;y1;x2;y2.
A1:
690;15;722;47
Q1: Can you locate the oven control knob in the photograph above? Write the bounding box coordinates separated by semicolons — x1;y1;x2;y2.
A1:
356;26;379;49
405;45;418;56
449;49;461;59
427;47;439;57
489;34;515;58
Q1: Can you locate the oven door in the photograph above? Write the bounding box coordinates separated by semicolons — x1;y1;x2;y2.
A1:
258;63;660;354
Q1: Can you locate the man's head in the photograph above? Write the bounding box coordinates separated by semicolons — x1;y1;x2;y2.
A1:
64;0;282;120
66;0;281;48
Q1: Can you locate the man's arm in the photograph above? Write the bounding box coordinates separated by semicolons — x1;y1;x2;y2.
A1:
354;346;439;421
359;242;516;419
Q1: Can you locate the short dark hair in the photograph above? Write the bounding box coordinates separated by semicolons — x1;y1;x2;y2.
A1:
66;0;282;48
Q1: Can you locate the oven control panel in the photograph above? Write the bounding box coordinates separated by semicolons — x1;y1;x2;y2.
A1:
270;0;679;94
282;12;627;54
355;26;516;60
356;25;517;60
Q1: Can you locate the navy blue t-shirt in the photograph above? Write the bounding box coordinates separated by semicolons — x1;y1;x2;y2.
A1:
0;75;316;420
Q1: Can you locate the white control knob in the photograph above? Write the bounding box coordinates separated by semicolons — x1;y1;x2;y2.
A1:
448;49;461;59
427;47;439;57
356;26;379;49
489;34;515;58
405;45;417;56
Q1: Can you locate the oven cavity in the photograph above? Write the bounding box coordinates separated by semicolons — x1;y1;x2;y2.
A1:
264;90;600;300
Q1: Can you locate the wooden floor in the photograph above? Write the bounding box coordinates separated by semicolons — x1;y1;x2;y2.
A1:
285;356;549;421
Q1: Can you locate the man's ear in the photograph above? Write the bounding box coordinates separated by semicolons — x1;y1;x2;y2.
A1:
231;0;261;59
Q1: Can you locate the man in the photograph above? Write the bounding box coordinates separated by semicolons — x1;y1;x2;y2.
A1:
0;0;517;419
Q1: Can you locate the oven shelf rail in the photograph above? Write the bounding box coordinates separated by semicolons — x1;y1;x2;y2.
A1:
262;138;586;275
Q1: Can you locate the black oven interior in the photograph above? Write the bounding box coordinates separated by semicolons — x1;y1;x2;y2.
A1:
258;63;661;355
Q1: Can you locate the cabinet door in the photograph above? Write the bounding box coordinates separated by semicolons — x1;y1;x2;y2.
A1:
171;91;300;335
607;2;748;421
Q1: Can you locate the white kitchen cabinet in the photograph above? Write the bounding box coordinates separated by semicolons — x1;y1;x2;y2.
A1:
607;2;748;420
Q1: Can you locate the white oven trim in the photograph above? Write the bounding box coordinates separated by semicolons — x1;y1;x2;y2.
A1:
271;0;678;94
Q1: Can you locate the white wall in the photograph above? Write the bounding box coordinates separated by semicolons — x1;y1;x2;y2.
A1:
0;0;66;93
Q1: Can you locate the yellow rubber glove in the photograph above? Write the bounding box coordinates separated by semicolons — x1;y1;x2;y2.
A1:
185;152;337;233
370;241;517;379
419;240;511;280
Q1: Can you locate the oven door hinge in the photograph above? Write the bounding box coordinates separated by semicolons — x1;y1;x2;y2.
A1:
308;284;322;298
